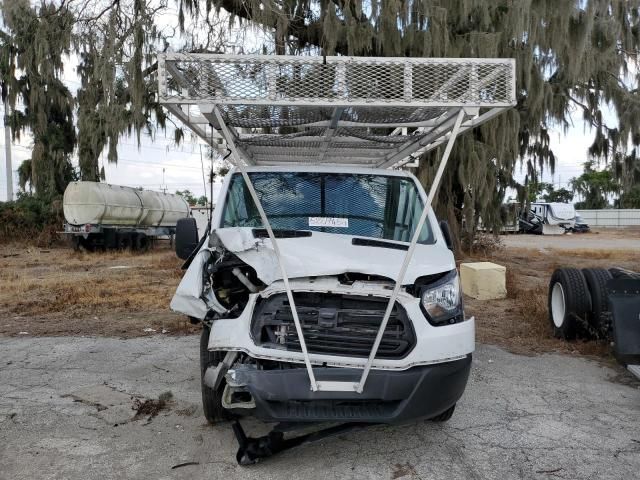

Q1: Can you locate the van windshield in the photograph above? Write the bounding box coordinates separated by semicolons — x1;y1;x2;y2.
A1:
221;172;433;244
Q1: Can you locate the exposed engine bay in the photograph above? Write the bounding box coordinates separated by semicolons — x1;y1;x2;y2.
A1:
202;249;266;319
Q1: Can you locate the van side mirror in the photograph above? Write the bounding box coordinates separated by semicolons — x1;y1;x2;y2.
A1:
439;220;454;251
175;217;199;260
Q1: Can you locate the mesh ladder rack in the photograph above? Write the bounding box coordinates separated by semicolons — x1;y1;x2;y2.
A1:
158;54;515;168
159;53;516;393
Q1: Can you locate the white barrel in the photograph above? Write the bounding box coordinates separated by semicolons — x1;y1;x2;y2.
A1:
63;182;190;227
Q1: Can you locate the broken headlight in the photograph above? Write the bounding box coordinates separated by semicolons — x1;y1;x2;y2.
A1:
419;270;464;325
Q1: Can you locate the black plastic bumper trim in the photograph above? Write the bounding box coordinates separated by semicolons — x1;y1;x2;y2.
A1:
228;355;472;424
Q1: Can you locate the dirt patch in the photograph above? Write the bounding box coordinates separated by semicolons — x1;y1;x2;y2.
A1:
0;243;199;337
464;236;640;358
133;391;174;420
391;462;417;479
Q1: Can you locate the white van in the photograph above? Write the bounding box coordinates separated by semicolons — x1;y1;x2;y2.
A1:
159;52;515;462
172;165;474;426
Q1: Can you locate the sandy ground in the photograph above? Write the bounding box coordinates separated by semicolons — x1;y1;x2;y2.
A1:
501;227;640;250
1;336;639;479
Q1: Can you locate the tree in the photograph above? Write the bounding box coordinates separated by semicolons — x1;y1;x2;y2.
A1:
71;0;172;181
570;160;619;209
617;185;640;208
71;1;239;181
542;186;574;203
177;1;640;244
527;182;552;202
0;1;77;196
176;189;197;205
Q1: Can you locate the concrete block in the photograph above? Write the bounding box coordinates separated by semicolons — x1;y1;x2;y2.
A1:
460;262;507;300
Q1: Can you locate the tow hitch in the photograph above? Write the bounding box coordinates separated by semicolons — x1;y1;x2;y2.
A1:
232;420;369;465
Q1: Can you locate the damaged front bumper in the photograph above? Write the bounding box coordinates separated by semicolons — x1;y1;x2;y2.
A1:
220;355;472;424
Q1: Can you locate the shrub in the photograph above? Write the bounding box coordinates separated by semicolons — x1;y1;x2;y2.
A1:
0;193;64;245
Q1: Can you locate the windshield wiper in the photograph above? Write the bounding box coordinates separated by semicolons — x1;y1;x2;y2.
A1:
351;237;409;251
252;229;312;239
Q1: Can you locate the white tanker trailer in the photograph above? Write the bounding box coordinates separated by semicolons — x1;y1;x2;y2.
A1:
62;181;191;250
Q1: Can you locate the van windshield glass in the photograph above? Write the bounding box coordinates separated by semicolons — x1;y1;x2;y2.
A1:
221;172;433;244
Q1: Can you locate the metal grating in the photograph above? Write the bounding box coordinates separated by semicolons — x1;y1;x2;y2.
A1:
158;53;516;168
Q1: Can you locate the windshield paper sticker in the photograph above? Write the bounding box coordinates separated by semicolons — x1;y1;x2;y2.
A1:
308;217;349;228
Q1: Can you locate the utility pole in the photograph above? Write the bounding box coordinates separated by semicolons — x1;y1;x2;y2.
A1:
3;98;12;201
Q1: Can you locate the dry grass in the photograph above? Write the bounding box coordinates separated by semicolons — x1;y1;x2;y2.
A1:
0;243;198;337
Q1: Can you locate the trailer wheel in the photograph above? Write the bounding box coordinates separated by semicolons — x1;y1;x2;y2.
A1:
70;236;81;251
200;325;233;424
548;268;591;340
117;233;132;250
135;233;149;252
582;268;613;339
430;404;456;422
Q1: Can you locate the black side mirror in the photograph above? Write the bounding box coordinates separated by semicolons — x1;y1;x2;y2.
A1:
439;220;454;251
175;217;199;260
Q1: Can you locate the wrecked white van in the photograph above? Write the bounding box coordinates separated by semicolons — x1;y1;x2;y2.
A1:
172;165;473;425
159;52;516;462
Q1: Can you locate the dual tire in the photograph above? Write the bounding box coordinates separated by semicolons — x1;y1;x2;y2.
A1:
548;268;591;339
581;268;613;339
548;267;612;340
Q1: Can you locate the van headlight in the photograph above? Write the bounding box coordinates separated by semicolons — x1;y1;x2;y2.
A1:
418;270;464;325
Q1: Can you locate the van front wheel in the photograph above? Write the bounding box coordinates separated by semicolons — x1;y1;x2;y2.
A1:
430;404;456;422
200;325;233;424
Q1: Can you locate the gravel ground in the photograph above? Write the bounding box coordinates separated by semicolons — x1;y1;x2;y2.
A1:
1;336;639;480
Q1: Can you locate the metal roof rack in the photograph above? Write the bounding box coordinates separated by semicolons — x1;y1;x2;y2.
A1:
159;54;516;394
158;53;516;169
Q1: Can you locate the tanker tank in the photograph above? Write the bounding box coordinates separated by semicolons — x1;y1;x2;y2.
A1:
62;181;191;250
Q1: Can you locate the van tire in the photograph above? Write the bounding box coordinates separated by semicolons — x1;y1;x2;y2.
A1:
430;404;455;422
548;268;591;340
200;324;233;424
581;268;613;339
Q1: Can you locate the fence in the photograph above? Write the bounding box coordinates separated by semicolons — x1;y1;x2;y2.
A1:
577;209;640;227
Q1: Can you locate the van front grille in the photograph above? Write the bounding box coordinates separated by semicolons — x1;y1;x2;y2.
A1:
251;292;415;359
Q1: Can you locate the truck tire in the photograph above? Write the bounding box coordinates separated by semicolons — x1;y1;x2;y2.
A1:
582;268;613;339
548;268;591;340
430;404;456;422
135;233;149;252
70;236;81;251
200;325;233;424
117;233;132;250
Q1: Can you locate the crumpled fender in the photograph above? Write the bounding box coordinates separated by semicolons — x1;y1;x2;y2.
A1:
170;247;211;319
